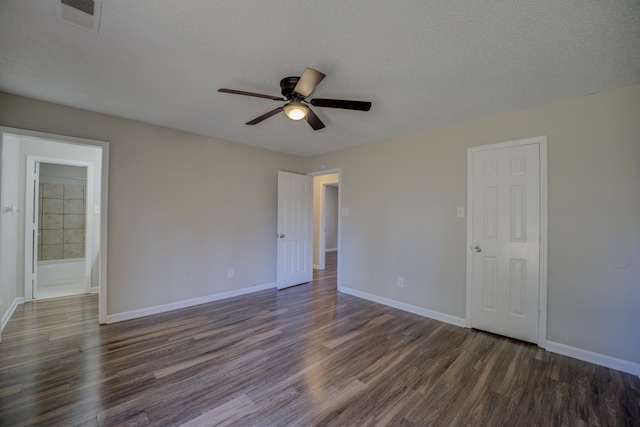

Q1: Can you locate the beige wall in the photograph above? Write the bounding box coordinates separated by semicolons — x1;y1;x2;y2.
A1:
0;135;20;328
305;84;640;365
0;92;304;316
2;85;639;367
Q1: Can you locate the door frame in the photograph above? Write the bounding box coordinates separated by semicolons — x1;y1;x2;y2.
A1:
1;126;110;324
465;136;548;347
308;168;341;288
25;156;94;300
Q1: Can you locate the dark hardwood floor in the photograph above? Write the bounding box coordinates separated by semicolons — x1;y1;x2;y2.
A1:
1;252;639;426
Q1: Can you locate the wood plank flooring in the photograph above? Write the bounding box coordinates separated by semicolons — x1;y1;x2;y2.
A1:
1;252;639;426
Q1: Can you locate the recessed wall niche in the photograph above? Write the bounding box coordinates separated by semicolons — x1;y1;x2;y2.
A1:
38;163;87;261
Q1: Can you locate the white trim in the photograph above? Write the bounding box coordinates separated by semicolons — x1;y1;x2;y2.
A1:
317;182;327;270
546;341;640;377
90;286;99;294
24;158;37;302
538;140;548;347
98;142;109;324
307;168;343;177
339;283;639;376
466;148;473;328
312;264;320;270
1;297;24;333
466;136;548;347
325;248;338;252
339;285;466;328
56;0;102;34
106;282;277;324
0;127;109;324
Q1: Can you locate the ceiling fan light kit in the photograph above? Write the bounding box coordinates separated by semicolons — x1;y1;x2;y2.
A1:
218;67;372;130
283;101;308;120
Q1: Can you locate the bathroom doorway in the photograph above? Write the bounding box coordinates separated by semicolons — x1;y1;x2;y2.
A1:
0;128;109;325
35;162;91;299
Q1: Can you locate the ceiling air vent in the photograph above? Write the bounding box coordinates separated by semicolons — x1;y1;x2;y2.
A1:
56;0;102;34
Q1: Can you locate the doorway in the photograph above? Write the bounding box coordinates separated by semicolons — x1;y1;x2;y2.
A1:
0;128;109;324
310;170;340;286
466;136;547;346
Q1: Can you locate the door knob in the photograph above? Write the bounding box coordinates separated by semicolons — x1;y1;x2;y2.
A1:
278;234;286;238
474;245;482;252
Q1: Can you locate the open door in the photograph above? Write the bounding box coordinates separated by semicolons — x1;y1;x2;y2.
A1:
277;171;312;289
25;161;40;301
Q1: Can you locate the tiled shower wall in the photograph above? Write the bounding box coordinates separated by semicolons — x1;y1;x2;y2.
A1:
38;182;86;260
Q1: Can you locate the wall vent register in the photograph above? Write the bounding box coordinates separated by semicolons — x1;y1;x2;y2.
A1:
56;0;102;33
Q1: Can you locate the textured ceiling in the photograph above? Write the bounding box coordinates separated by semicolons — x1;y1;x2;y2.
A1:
1;1;639;157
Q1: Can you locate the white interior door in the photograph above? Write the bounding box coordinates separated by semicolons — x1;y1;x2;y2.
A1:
25;161;40;301
277;171;312;289
468;142;541;343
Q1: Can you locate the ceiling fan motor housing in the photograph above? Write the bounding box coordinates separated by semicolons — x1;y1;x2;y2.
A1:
280;77;301;99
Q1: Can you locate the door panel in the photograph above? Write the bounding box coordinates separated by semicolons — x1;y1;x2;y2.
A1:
277;171;312;289
31;162;40;299
23;159;40;302
470;143;540;343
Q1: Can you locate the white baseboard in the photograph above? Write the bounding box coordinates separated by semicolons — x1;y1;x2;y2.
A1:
103;280;639;377
338;286;466;328
106;282;277;324
90;286;99;294
1;297;24;334
546;341;640;377
313;264;320;270
325;248;337;252
338;287;640;376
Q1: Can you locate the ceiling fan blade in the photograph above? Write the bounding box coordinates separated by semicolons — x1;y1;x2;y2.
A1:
219;88;285;101
293;68;326;98
305;108;325;130
246;107;284;125
310;98;372;111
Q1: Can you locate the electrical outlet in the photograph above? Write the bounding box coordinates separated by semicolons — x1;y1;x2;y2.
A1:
228;268;234;278
397;277;404;288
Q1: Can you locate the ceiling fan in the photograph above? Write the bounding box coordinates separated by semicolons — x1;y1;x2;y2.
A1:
218;67;372;130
